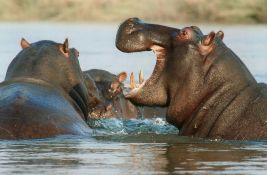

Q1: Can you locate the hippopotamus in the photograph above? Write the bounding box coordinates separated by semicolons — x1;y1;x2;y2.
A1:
116;17;267;140
83;69;138;118
0;38;92;139
83;69;166;119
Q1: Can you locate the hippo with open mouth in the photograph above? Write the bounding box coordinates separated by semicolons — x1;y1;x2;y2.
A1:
0;38;92;139
116;18;267;140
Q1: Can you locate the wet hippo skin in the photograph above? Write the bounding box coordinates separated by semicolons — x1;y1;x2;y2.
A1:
83;69;136;118
83;69;166;119
116;18;267;140
0;38;92;139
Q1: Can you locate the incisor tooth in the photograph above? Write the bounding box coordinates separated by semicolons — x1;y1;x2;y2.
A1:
130;72;136;90
139;70;144;84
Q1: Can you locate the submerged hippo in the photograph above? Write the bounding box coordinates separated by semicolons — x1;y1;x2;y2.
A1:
116;18;267;140
0;38;92;139
83;69;166;119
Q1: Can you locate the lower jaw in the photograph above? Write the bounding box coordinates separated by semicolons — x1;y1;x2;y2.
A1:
125;60;166;100
124;80;146;98
121;44;167;105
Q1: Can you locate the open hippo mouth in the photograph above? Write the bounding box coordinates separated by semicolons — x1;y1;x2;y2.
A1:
115;18;180;106
125;45;166;98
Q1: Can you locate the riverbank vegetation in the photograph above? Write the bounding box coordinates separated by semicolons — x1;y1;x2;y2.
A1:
0;0;266;23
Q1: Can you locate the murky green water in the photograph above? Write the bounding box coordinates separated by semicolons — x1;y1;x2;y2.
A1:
0;23;266;174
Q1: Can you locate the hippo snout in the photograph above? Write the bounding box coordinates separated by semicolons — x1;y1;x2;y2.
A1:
116;18;181;52
124;17;143;27
127;17;140;22
116;17;152;52
126;17;141;25
117;17;142;35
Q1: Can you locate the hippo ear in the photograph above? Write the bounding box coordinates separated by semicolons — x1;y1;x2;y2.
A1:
63;38;69;53
21;38;30;49
202;31;216;46
216;31;224;40
59;38;69;57
117;72;127;83
108;72;127;95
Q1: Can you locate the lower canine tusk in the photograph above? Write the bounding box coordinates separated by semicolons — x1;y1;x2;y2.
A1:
139;70;144;84
130;72;136;90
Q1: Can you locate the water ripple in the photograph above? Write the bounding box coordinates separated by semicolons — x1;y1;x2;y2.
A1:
87;117;179;136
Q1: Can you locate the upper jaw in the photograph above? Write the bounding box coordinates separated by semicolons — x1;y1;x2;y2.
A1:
116;18;165;53
116;24;178;53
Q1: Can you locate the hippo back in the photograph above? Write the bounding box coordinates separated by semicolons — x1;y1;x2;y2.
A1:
0;81;91;139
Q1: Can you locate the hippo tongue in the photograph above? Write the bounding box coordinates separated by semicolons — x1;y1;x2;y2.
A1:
125;45;166;98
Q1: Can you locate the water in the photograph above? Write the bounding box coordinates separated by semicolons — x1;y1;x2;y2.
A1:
0;23;267;174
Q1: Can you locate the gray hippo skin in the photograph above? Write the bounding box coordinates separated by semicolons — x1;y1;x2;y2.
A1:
0;38;92;139
83;69;136;118
116;18;267;140
83;69;166;119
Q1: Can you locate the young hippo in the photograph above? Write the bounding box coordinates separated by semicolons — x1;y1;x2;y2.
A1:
116;17;267;140
0;38;92;139
83;69;166;119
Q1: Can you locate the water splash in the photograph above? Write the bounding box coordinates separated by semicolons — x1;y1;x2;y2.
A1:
87;117;178;136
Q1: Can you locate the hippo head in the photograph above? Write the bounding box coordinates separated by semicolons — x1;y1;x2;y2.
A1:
5;38;89;120
94;71;127;101
83;69;128;118
116;18;205;107
116;18;255;128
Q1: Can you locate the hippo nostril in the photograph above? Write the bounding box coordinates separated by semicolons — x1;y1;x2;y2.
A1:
128;23;134;28
128;17;140;22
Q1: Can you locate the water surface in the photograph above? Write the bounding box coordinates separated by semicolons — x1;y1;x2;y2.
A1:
0;23;266;175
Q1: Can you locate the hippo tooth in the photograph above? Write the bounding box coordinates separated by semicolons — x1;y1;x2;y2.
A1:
139;70;144;84
125;79;147;98
130;72;136;90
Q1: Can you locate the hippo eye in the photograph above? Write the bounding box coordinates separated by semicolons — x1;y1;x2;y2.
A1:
181;30;188;36
177;30;190;41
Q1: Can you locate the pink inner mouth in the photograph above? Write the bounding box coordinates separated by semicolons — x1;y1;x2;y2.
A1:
124;45;167;98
